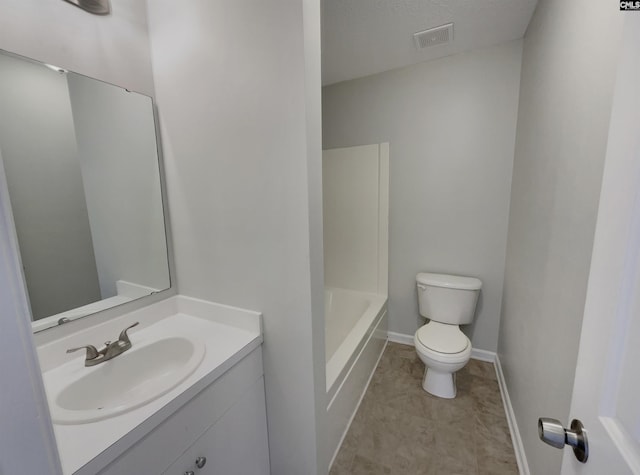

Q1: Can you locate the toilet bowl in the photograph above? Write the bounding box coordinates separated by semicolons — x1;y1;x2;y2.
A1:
414;272;481;399
414;322;471;398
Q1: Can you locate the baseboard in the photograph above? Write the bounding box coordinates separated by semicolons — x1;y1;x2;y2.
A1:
387;331;414;346
470;348;496;362
387;331;497;362
495;354;530;475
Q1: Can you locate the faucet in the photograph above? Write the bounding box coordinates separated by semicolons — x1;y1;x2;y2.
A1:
66;322;139;367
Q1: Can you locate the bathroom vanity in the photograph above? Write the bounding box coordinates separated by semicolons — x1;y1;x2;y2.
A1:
0;47;272;475
37;297;270;475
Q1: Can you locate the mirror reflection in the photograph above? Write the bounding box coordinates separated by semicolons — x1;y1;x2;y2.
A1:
0;50;170;332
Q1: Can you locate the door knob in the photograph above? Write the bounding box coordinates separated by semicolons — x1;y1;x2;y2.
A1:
195;456;207;468
538;417;589;463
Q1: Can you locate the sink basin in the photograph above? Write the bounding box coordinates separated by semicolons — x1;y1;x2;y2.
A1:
46;336;205;424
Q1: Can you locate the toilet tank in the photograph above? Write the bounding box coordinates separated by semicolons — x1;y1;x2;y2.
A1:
416;273;482;325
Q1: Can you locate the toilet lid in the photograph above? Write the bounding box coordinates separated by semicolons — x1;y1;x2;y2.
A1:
416;323;469;354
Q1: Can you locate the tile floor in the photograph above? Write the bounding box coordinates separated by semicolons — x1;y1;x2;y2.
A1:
329;342;518;475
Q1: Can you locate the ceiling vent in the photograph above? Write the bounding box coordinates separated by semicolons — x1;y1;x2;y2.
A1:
413;23;454;49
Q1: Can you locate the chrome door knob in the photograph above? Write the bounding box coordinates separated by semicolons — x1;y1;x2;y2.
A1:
538;417;589;463
195;456;207;468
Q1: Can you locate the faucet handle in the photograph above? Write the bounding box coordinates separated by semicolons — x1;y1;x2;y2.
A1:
66;345;99;360
118;322;139;345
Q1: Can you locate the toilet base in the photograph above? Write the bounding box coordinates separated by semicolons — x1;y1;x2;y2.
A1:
422;368;457;399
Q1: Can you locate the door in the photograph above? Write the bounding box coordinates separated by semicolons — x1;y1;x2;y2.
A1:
560;15;640;475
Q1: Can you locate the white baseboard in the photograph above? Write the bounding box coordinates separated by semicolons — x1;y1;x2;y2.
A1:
470;348;496;362
495;354;530;475
387;331;415;346
387;331;497;362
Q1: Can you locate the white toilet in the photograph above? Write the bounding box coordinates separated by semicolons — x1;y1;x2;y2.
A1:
414;272;482;399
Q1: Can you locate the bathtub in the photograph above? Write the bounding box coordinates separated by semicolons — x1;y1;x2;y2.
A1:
325;287;388;464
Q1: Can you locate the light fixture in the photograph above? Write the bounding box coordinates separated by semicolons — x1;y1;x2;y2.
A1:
62;0;110;15
44;63;68;74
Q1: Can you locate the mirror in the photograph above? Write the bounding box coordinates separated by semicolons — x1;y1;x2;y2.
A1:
0;50;171;332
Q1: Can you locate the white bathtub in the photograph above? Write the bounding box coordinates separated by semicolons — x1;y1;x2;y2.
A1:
325;287;387;464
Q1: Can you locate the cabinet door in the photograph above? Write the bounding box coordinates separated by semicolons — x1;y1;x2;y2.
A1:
165;376;270;475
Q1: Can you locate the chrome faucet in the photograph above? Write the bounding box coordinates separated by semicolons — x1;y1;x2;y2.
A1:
67;322;139;367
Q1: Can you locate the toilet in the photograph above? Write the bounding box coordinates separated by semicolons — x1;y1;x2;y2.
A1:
414;272;482;399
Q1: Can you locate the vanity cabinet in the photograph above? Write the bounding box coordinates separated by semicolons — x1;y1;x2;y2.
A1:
163;376;269;475
97;347;269;475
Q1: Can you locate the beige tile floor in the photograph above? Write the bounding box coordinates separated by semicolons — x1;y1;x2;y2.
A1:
330;342;518;475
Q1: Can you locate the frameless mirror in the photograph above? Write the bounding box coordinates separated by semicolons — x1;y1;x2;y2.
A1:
0;49;171;332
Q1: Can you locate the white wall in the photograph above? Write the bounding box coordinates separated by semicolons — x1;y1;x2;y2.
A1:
147;1;327;474
323;41;522;352
498;1;623;474
67;74;169;298
0;0;154;96
303;0;330;469
0;53;102;319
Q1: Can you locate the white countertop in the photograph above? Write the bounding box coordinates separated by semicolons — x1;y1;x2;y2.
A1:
37;296;262;475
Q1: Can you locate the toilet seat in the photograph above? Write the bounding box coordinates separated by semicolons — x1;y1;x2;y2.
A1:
416;322;469;353
414;323;470;364
415;338;471;364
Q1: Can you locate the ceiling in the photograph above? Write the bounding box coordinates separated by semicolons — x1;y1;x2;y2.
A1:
322;0;538;85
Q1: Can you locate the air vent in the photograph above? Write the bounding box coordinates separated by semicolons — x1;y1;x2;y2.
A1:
413;23;454;49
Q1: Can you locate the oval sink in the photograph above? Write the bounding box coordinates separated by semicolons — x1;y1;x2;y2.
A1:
47;336;205;424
